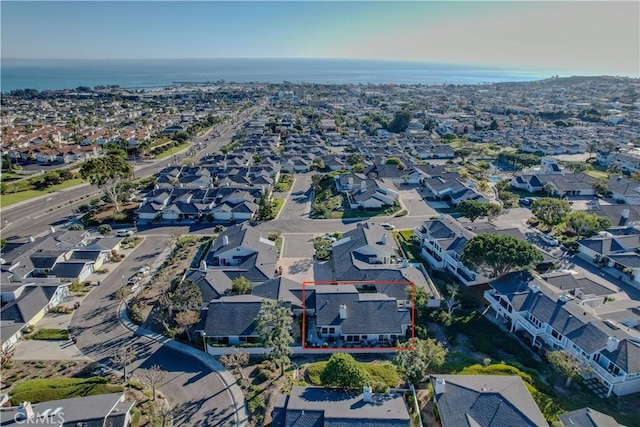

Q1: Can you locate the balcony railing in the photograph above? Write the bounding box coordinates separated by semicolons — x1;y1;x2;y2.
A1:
590;361;625;385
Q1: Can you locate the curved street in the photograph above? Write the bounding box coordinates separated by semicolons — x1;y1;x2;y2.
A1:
69;235;247;426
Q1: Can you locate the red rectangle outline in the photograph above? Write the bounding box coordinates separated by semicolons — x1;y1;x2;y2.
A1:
301;281;415;352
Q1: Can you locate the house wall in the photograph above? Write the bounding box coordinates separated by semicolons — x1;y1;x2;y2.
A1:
216;247;254;264
162;210;180;220
613;377;640;396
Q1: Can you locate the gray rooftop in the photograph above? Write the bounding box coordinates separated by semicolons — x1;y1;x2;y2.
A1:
430;375;549;427
273;386;410;427
558;407;623;427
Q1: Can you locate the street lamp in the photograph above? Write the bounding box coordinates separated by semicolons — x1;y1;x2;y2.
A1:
200;331;207;353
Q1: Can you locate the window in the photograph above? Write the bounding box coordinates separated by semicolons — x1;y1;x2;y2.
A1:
379;335;384;341
239;336;247;342
329;328;335;334
321;328;328;334
551;329;562;340
361;335;367;340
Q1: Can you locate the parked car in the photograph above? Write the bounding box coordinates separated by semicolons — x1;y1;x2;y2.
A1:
380;223;395;230
540;234;559;246
116;229;134;237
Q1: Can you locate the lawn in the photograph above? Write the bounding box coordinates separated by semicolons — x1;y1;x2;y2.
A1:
275;174;294;192
585;169;609;179
31;329;69;340
154;141;190;159
9;377;124;405
304;360;400;392
272;197;285;218
0;178;85;208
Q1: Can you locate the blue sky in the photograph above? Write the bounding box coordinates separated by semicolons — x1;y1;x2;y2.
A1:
2;1;639;76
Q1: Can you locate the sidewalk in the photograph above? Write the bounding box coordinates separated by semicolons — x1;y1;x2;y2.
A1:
118;303;249;427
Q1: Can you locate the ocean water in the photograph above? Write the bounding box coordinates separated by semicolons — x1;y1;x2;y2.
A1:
0;58;551;92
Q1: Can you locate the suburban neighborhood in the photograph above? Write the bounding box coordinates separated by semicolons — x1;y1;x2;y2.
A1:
1;76;640;427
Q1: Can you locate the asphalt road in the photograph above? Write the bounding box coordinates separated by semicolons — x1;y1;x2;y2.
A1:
70;235;239;426
0;106;262;239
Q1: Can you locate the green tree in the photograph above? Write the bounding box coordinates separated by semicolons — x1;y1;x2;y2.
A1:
592;179;612;198
255;300;293;375
320;353;371;390
171;279;202;311
565;211;612;238
600;140;617;158
312;157;325;171
461;234;543;278
586;141;597;160
394;338;448;385
98;224;112;235
79;154;133;213
486;202;503;221
352;163;365;173
386;110;412;133
547;350;592;387
542;183;556;197
385;157;405;170
173;131;190;142
257;191;276;220
231;276;251;295
564;162;591;173
607;162;622;175
454;147;473;163
531;198;572;228
347;153;363;165
456;200;489;222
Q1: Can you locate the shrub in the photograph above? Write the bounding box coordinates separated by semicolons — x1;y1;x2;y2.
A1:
32;329;69;340
128;380;145;391
247;394;265;413
305;361;327;385
49;306;73;314
97;224;112;235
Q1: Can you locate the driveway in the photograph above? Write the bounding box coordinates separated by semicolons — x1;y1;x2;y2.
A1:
70;235;243;426
279;233;316;282
398;186;438;217
277;174;313;220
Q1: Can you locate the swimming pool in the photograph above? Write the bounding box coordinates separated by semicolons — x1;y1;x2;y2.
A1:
488;176;501;183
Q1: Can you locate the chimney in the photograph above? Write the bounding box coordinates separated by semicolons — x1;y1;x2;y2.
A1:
606;336;620;352
381;234;388;244
363;385;373;403
360;180;367;192
200;260;207;270
16;402;34;421
348;177;354;187
434;378;446;395
28;236;35;243
558;294;569;304
622;209;630;219
529;284;541;294
49;226;55;234
339;304;347;320
222;235;229;246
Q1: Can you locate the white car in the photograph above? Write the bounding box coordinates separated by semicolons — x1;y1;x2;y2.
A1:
116;229;134;237
380;223;395;230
